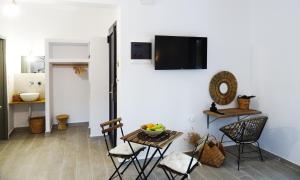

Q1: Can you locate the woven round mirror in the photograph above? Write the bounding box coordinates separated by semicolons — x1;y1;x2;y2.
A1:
209;71;237;105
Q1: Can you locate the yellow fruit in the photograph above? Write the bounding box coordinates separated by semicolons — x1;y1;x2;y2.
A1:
146;123;155;128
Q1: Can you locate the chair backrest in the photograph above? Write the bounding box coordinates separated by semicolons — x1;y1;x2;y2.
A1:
220;116;268;143
187;134;208;173
100;118;124;150
196;134;209;158
241;116;268;142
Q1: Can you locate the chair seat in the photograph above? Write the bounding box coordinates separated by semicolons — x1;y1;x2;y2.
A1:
159;152;199;174
109;142;145;156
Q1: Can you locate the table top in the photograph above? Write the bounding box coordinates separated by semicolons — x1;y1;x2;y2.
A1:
203;108;261;118
121;129;183;149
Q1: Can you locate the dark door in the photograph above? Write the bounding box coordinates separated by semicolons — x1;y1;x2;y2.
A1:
107;22;117;147
0;39;8;140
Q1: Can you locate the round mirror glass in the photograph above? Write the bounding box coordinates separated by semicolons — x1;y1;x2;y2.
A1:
219;82;229;94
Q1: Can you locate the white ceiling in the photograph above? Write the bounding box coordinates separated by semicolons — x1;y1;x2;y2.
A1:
16;0;118;3
3;0;119;6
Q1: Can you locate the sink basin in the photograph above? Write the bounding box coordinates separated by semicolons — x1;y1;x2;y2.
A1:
20;93;40;102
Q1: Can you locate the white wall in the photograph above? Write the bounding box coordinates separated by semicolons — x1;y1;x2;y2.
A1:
251;0;300;165
117;0;253;153
89;38;109;137
0;2;116;133
52;66;90;124
12;73;45;127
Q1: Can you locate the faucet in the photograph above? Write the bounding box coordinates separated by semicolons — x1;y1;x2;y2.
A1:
29;81;34;86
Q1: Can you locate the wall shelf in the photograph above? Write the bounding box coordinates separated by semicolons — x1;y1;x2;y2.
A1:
48;41;90;60
48;59;90;63
9;99;45;105
51;63;88;67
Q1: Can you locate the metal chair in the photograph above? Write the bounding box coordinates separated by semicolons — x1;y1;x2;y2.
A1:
220;116;268;170
100;118;146;180
157;135;208;180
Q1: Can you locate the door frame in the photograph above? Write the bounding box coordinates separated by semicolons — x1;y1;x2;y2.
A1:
108;22;117;147
0;37;8;140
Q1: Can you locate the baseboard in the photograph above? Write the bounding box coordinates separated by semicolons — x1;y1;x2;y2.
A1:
260;147;300;171
69;122;89;127
13;122;89;135
8;128;14;137
90;134;102;138
10;127;31;136
225;144;300;171
89;131;102;138
12;127;30;133
52;121;88;126
52;122;89;129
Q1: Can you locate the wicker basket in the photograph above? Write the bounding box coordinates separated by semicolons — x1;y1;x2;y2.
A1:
29;116;45;134
237;98;250;110
200;137;225;168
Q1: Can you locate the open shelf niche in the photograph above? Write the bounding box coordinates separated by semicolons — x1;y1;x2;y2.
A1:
45;39;91;133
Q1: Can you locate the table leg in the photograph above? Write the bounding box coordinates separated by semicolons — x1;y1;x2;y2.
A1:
158;149;164;159
127;141;147;179
143;146;151;167
28;104;32;120
136;148;159;180
144;142;172;179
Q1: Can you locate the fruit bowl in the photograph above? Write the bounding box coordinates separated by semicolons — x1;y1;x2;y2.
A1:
141;123;166;137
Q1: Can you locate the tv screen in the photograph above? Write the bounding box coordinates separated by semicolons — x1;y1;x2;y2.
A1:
155;35;207;70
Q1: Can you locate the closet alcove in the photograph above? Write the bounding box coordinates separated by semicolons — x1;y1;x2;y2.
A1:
45;40;90;132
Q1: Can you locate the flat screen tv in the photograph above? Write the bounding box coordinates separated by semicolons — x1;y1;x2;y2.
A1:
155;35;207;70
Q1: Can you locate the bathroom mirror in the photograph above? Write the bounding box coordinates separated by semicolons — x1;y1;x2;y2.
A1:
21;56;45;73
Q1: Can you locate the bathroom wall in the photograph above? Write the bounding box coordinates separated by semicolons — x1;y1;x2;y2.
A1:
12;73;45;128
14;73;45;99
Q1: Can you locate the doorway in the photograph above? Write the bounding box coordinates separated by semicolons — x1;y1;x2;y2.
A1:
0;38;8;140
107;22;117;147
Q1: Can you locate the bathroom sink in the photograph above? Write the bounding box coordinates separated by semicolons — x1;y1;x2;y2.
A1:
20;93;40;102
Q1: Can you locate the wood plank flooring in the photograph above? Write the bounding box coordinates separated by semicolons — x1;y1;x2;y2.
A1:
0;125;299;180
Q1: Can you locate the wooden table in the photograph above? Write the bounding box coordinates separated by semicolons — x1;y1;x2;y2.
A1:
121;129;183;180
203;108;262;128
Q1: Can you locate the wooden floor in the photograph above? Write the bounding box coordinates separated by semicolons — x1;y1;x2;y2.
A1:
0;125;299;180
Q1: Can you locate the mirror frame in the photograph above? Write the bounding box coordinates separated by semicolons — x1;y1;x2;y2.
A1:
209;71;238;105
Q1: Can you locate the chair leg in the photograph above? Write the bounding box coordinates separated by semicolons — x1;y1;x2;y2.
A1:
127;143;147;179
162;168;172;180
120;159;132;174
132;155;147;179
168;171;175;179
180;174;188;180
131;158;144;176
120;157;144;177
237;143;241;171
241;143;245;153
109;156;125;180
256;141;264;161
221;134;225;143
